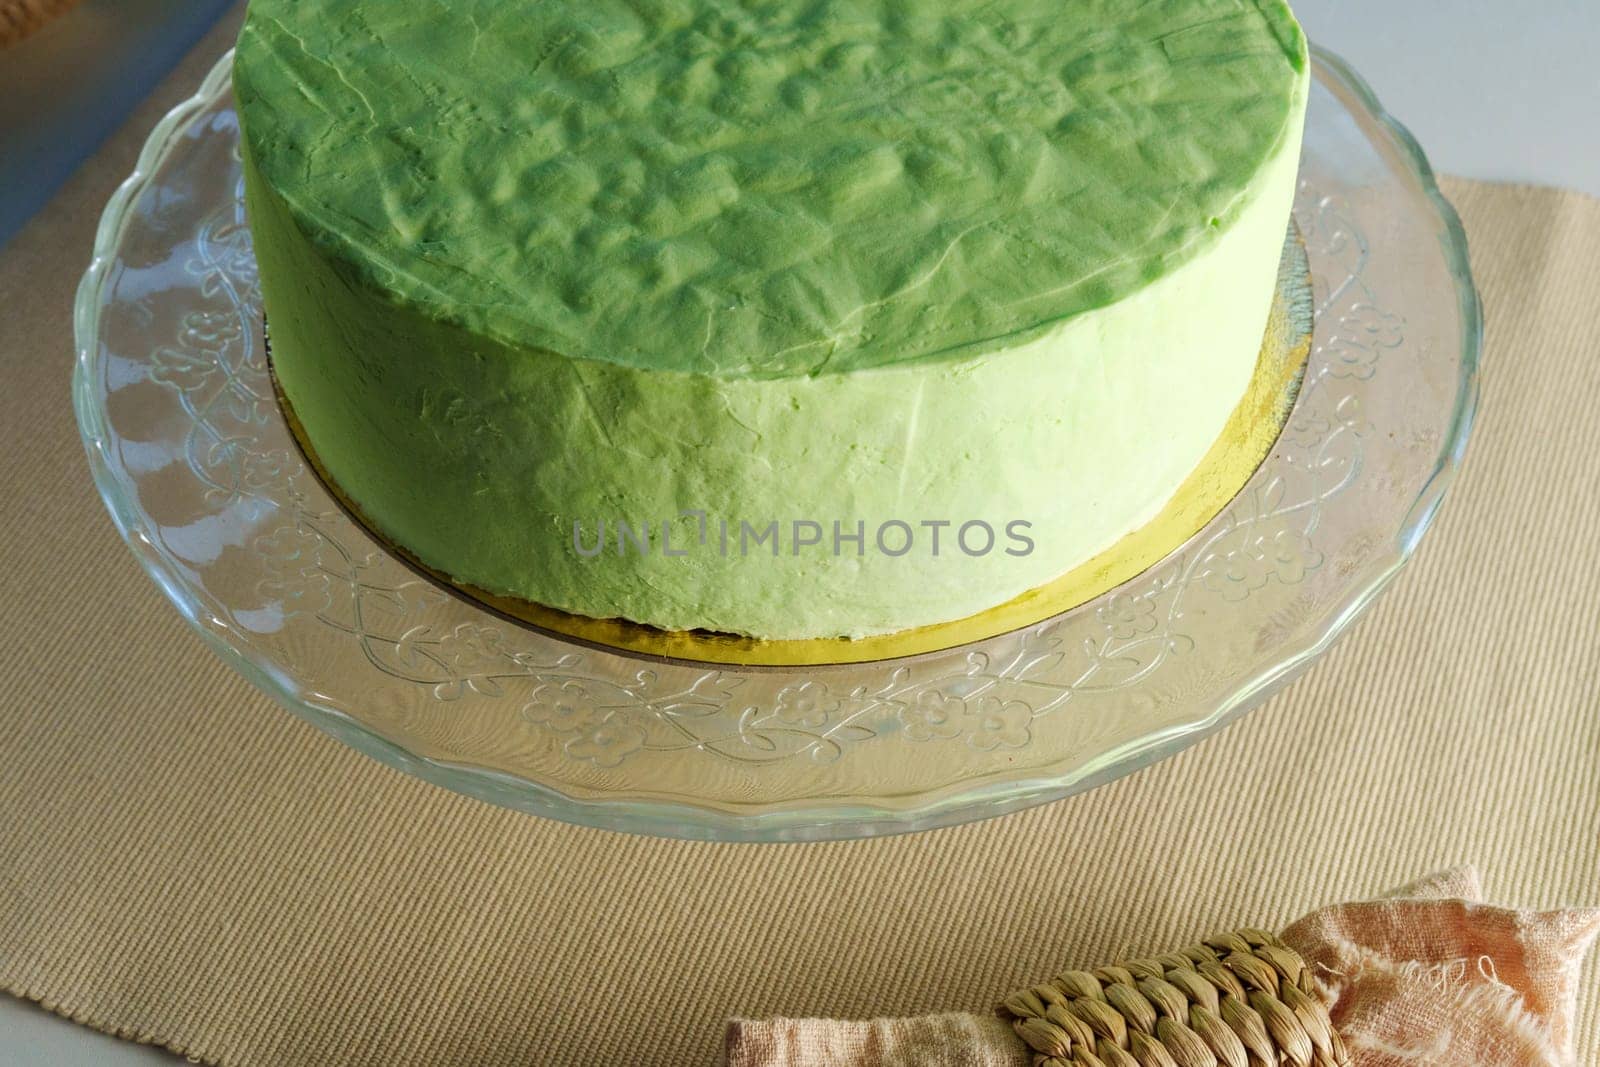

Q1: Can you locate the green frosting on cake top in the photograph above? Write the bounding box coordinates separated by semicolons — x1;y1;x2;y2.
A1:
234;0;1307;377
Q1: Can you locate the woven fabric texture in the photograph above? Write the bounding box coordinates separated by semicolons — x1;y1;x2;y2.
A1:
727;868;1600;1066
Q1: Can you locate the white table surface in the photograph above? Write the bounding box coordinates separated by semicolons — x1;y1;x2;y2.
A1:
5;2;1596;1063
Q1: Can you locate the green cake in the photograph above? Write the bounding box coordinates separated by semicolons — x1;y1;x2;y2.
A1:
235;0;1309;640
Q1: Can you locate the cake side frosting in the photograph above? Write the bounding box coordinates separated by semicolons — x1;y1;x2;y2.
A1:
243;107;1305;638
234;0;1307;377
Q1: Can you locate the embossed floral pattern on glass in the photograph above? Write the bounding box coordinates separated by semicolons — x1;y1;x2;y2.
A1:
75;50;1479;840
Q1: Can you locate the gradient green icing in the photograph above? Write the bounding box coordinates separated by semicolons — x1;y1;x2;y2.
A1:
236;0;1306;377
236;0;1309;639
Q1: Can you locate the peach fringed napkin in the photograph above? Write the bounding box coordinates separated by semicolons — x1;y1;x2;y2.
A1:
726;868;1600;1067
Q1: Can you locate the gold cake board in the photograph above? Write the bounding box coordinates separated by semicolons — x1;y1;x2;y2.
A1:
271;233;1312;669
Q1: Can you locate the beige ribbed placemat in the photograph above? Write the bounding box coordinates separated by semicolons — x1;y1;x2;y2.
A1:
2;13;1598;1067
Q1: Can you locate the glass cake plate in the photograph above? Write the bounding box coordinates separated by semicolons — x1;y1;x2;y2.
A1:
74;48;1480;841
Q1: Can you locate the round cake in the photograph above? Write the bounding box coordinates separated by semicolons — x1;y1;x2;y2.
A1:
235;0;1309;640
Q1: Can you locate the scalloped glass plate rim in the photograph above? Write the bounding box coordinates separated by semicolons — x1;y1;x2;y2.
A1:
73;45;1481;841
